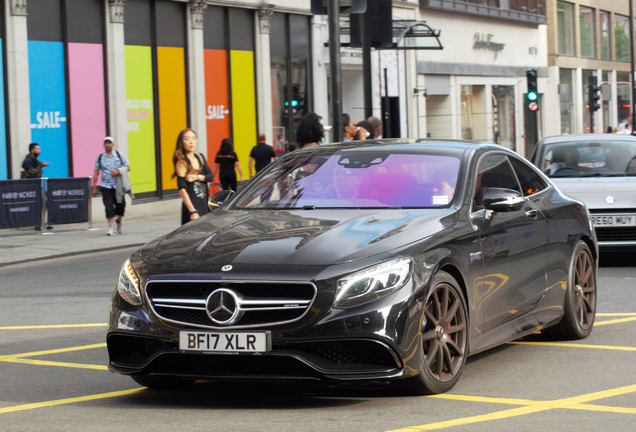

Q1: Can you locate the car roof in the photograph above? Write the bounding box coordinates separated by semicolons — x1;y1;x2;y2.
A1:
541;134;636;145
298;138;506;158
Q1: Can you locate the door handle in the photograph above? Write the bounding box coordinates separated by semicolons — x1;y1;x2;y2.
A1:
525;209;538;219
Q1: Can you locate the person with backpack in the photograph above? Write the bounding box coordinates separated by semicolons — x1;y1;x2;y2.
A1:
92;136;131;236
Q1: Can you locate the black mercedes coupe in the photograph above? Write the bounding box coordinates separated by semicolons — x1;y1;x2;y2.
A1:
107;139;598;395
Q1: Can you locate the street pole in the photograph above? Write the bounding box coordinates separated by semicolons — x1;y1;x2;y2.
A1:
362;11;373;119
630;0;636;134
328;0;343;142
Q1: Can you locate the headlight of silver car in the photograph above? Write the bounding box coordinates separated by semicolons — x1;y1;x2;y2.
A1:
334;258;411;309
117;258;142;306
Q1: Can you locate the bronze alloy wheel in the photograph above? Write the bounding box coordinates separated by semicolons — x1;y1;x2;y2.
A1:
422;281;468;382
392;271;468;395
573;245;596;331
544;240;597;340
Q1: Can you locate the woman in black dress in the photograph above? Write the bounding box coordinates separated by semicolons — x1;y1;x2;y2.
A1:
172;128;214;225
214;138;243;191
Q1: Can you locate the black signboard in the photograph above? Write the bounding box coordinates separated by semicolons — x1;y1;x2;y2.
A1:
47;178;90;225
0;179;43;229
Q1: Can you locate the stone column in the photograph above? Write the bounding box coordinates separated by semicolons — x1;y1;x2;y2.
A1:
610;70;618;130
188;0;207;157
6;0;31;178
574;68;583;134
106;0;128;155
256;6;274;143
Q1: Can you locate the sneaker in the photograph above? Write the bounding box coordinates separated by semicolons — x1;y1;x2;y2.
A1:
107;227;116;236
116;221;122;234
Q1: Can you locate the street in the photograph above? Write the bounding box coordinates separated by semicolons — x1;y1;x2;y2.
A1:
0;248;635;431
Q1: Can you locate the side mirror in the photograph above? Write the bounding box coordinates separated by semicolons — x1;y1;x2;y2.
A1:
482;188;524;212
208;189;233;210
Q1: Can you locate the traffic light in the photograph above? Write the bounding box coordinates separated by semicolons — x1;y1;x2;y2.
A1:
526;69;538;102
588;75;601;113
311;0;367;15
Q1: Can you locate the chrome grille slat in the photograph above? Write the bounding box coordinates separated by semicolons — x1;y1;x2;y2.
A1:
145;280;317;329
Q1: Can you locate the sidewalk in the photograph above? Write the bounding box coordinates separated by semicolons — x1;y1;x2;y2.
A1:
0;213;181;267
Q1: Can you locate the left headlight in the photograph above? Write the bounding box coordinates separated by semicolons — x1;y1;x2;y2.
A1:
117;258;142;306
334;258;411;309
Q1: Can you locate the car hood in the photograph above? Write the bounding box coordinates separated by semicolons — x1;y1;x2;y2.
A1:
141;208;458;267
552;177;636;210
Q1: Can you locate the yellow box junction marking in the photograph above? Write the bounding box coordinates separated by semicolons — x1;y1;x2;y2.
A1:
0;343;107;371
387;384;636;431
0;323;107;330
0;388;147;415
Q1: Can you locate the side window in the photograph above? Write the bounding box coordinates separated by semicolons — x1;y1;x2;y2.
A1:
509;157;548;197
473;154;521;210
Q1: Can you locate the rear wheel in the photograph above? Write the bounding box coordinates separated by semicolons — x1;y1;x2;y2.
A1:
543;240;596;340
131;375;195;390
393;271;468;395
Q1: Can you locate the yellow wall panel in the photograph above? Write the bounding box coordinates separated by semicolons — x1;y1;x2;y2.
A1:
157;46;187;190
230;50;257;176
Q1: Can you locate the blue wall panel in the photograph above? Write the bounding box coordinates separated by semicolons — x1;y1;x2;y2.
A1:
28;41;68;178
0;40;7;180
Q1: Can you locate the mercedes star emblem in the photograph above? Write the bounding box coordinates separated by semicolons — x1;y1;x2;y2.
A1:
221;265;233;272
605;196;615;205
206;288;242;325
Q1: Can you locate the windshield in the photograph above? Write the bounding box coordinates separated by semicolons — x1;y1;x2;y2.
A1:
540;140;636;178
234;150;461;209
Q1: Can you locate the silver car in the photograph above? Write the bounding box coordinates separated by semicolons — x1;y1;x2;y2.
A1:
532;134;636;252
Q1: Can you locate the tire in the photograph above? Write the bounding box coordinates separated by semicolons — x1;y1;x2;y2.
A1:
392;271;468;395
543;240;596;340
131;375;195;390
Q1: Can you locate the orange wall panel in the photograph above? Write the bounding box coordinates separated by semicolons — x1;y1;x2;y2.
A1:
204;49;231;175
157;46;187;190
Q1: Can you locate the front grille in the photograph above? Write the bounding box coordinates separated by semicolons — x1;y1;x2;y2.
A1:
108;334;169;367
594;226;636;242
146;281;317;329
147;353;318;379
298;340;399;368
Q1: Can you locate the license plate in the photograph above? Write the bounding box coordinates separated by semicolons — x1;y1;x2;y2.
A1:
179;331;271;354
591;214;636;227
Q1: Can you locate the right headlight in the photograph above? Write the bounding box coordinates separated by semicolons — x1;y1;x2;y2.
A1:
334;258;411;309
117;258;142;306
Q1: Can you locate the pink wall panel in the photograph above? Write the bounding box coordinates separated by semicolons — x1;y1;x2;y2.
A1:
68;43;107;179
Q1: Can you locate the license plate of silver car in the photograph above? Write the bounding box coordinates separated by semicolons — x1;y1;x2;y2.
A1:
179;331;271;353
591;215;636;227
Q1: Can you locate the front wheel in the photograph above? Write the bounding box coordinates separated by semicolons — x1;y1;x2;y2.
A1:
392;271;468;395
543;240;596;340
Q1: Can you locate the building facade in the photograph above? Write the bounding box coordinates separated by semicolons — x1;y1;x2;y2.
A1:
546;0;636;136
0;0;313;206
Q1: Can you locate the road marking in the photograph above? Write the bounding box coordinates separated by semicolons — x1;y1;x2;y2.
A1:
0;343;106;360
595;317;636;326
0;324;107;330
509;341;636;351
596;313;636;316
0;357;107;371
0;388;146;415
386;383;636;431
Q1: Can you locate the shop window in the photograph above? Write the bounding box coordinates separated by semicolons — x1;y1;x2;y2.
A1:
617;72;631;126
124;0;188;197
614;14;630;62
579;7;595;58
27;0;107;180
599;11;610;60
270;13;311;150
492;86;516;151
559;68;574;134
557;1;574;56
582;70;596;133
0;2;8;180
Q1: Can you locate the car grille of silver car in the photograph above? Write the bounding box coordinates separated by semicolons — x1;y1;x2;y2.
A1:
145;281;317;329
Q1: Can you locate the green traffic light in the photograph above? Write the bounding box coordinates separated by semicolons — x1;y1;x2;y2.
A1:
528;92;538;101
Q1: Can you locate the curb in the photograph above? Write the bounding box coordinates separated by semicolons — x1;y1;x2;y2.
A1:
0;243;146;269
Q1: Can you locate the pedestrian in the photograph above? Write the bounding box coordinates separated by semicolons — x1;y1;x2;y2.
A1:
214;138;243;192
367;116;383;139
248;133;277;178
342;113;356;142
92;137;131;236
172;128;214;225
296;112;324;148
355;120;374;140
21;143;50;178
606;126;613;134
